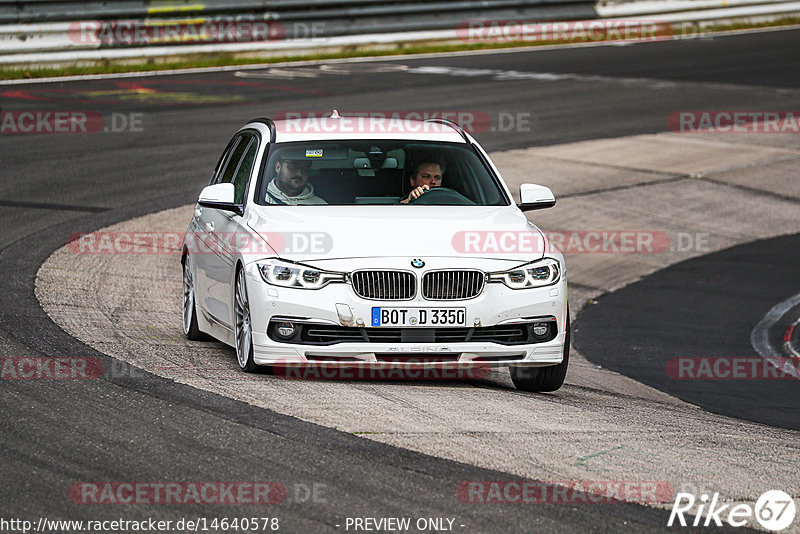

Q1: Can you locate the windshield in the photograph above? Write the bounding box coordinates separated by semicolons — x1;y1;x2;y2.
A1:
255;140;509;206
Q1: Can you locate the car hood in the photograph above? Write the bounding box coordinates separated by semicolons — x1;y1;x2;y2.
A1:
245;205;547;262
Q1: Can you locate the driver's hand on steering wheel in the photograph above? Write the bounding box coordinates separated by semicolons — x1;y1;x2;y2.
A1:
401;185;431;204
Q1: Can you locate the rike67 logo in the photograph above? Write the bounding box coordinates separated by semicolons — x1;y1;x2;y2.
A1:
669;490;796;531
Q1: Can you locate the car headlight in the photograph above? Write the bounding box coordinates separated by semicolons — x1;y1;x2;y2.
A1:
488;258;561;289
257;258;345;289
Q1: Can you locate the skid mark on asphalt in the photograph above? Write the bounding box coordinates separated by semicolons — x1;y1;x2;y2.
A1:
0;199;108;212
559;176;689;199
702;174;800;205
1;79;323;106
573;446;625;468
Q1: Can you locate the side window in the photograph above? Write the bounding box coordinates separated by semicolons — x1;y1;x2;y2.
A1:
211;137;240;185
217;135;250;185
232;138;258;204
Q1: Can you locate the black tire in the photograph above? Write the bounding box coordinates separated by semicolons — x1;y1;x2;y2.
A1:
234;266;258;373
182;254;206;341
510;312;570;392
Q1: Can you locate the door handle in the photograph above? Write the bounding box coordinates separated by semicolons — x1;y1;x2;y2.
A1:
205;221;214;232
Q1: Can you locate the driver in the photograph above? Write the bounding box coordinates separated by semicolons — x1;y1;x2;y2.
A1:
266;156;327;205
400;158;445;204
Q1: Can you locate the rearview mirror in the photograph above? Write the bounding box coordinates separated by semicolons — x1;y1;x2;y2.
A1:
517;183;556;212
198;183;242;215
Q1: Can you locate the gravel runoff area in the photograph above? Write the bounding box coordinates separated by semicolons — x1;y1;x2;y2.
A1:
37;131;800;520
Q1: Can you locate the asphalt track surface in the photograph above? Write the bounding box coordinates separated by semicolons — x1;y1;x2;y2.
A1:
2;28;799;532
574;232;800;432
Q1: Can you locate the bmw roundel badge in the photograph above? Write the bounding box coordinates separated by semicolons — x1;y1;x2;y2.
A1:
411;258;425;268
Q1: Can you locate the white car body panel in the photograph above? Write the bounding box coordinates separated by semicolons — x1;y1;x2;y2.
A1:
245;205;546;262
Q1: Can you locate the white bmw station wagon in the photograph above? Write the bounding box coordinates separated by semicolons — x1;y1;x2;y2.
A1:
182;112;569;391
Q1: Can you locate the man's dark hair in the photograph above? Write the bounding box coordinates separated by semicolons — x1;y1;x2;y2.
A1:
411;154;446;177
278;157;312;166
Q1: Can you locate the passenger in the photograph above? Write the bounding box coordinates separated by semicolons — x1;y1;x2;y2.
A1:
400;158;445;203
266;157;327;205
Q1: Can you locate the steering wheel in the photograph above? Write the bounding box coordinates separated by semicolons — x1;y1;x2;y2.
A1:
408;187;476;206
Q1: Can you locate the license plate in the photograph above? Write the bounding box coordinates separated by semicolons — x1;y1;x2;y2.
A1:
371;307;466;327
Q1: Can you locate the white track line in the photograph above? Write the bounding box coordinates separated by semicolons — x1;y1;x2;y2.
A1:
750;291;800;377
783;316;800;358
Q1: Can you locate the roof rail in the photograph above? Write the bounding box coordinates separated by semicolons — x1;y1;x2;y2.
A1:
423;117;469;142
246;117;276;143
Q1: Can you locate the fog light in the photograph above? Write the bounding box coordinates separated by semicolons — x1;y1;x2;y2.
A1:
532;322;549;337
276;322;295;338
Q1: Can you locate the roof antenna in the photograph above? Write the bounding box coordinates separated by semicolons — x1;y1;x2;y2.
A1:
329;109;341;119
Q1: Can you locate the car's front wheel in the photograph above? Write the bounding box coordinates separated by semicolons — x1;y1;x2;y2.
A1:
182;254;204;341
510;312;570;392
234;266;258;373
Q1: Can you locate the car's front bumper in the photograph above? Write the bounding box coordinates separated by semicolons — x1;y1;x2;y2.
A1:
243;261;568;368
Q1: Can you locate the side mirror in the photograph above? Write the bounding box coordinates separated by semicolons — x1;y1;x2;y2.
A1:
517;183;556;212
198;183;242;216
